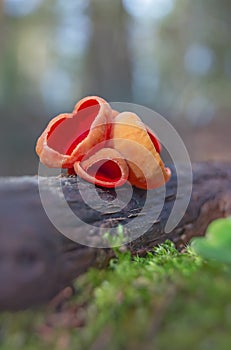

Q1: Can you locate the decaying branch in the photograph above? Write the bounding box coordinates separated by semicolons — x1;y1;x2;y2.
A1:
0;162;230;310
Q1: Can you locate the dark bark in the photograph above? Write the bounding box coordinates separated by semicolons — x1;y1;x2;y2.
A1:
0;162;230;310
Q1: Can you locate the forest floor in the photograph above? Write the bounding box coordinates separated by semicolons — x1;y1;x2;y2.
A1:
1;233;231;350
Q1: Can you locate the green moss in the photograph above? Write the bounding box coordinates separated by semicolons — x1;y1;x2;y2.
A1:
1;240;231;350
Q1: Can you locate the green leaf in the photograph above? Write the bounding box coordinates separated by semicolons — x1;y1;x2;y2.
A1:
191;217;231;264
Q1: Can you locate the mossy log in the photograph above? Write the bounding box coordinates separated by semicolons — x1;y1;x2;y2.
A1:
0;162;230;310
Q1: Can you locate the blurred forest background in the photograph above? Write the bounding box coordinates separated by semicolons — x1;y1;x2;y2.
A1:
0;0;230;176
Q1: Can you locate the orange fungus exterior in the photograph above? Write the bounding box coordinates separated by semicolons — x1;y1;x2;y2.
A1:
36;96;171;189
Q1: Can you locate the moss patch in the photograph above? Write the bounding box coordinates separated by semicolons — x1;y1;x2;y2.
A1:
1;241;231;350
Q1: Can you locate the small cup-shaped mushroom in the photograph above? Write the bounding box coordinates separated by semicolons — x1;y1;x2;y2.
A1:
36;96;112;168
74;148;129;188
110;112;171;189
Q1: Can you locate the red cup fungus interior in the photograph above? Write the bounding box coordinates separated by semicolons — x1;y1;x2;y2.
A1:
87;160;123;184
147;130;161;154
47;99;100;156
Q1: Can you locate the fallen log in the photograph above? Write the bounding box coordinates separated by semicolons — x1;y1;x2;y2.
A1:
0;162;230;310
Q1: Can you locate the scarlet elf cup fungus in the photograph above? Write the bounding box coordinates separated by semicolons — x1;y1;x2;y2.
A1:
110;112;171;189
36;96;112;168
36;96;171;189
74;147;129;188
